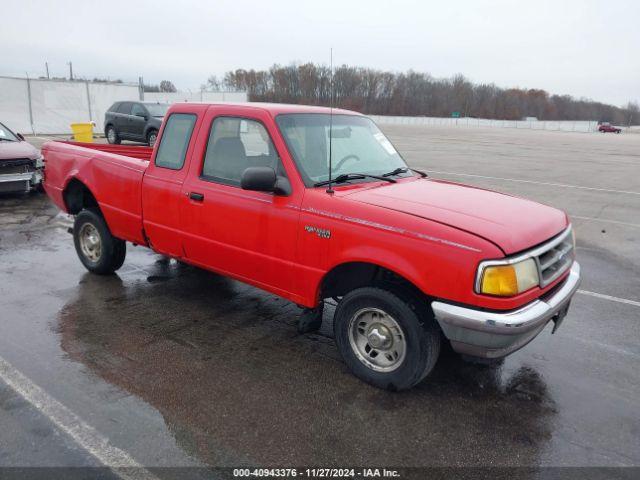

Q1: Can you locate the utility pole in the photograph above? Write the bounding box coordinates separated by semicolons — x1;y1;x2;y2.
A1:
68;61;73;80
45;62;50;79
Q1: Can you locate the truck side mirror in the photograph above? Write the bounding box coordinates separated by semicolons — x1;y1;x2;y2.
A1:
241;167;290;195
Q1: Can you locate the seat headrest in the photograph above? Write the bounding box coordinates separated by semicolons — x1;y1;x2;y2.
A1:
212;137;246;159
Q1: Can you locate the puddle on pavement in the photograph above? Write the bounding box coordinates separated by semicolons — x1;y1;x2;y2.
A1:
2;194;558;468
56;258;557;467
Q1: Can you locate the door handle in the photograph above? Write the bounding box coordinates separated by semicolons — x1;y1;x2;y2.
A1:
189;192;205;202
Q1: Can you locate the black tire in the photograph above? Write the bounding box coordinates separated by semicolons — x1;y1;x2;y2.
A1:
73;209;126;275
333;287;441;391
106;125;121;144
147;129;158;147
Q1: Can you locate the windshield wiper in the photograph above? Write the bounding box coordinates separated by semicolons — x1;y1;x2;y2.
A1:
0;138;16;142
314;173;397;187
382;167;428;178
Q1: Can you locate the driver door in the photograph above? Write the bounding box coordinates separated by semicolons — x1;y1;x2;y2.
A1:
179;107;303;299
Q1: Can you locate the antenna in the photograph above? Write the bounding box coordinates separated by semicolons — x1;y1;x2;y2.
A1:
326;48;334;194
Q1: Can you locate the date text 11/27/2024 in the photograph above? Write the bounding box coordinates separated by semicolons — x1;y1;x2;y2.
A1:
233;468;400;478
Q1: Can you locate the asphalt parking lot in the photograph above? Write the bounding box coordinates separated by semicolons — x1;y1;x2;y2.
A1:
1;127;638;477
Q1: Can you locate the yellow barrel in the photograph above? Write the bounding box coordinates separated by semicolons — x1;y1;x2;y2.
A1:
70;122;94;143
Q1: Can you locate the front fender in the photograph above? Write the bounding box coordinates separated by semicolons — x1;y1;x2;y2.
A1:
325;246;427;298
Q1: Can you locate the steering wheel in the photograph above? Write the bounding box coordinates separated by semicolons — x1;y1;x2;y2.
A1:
334;154;360;171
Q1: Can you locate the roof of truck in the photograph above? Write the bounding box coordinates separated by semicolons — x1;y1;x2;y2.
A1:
167;102;361;117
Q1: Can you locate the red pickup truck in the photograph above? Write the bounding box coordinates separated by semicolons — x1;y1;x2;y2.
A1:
43;103;581;390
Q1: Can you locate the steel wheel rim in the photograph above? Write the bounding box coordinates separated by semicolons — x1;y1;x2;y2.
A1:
79;223;102;263
348;307;407;372
107;128;115;143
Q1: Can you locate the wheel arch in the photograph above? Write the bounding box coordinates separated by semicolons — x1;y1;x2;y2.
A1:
319;260;432;307
62;177;102;216
144;125;159;138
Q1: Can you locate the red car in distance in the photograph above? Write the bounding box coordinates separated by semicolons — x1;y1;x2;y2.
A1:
598;122;622;133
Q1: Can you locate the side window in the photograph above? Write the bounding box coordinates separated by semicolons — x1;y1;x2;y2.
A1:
154;113;197;170
201;117;284;186
108;103;120;113
117;102;132;115
131;104;147;117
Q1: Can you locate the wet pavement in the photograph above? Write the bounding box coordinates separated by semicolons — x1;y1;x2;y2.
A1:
0;129;639;476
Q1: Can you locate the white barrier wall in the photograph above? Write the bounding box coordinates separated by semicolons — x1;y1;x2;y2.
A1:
88;82;140;132
370;115;600;133
0;76;247;135
0;77;32;133
0;76;139;134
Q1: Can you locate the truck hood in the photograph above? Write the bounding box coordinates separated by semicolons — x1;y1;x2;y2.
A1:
0;141;39;161
345;179;567;254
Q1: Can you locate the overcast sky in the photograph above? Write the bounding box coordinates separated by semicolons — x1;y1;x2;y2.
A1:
2;0;638;106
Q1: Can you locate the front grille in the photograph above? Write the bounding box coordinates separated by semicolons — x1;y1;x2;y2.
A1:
0;158;33;169
0;160;32;175
532;227;574;287
0;159;35;194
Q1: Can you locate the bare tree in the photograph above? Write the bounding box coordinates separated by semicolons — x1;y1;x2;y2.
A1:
159;80;177;92
210;62;638;123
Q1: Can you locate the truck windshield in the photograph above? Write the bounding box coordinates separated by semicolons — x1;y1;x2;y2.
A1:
144;103;169;117
275;114;410;187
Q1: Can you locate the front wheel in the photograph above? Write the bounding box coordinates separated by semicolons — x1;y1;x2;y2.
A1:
333;287;441;391
73;209;126;274
147;129;158;147
106;125;120;144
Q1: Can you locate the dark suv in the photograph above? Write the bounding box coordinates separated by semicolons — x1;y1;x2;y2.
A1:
104;101;169;146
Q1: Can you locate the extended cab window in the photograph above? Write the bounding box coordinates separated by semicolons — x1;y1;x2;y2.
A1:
154;113;197;170
201;117;284;186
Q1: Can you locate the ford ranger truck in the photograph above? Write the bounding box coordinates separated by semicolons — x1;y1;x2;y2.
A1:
42;103;581;391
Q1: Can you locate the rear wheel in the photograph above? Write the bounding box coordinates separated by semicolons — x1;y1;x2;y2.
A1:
73;209;126;274
333;287;440;391
106;125;120;144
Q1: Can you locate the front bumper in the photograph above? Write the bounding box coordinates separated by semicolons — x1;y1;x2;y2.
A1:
432;262;581;359
0;170;42;193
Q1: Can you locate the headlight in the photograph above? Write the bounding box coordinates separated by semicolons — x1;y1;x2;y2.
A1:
35;154;44;168
477;258;539;296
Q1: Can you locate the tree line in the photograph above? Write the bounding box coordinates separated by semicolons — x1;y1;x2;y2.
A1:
207;63;639;125
143;80;177;93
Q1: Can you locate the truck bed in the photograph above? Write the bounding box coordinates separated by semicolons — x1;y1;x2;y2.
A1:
42;141;149;245
60;141;154;161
